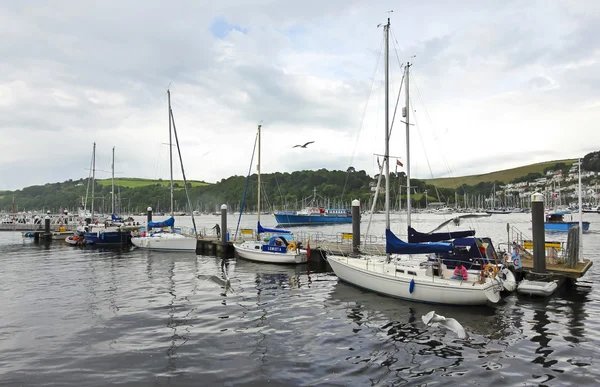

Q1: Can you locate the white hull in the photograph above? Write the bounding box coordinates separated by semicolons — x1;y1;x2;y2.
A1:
517;280;558;297
131;232;197;251
234;241;307;264
327;255;502;306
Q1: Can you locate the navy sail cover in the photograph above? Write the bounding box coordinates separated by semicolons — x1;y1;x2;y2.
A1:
386;229;452;254
258;221;291;234
407;226;475;243
148;217;175;229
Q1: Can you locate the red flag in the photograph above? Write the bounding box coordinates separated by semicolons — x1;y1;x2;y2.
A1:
397;159;403;167
306;238;311;259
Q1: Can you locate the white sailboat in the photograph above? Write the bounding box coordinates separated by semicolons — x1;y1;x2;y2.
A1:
131;90;198;251
327;19;504;306
233;125;307;264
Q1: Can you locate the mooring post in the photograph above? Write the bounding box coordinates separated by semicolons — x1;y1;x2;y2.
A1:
352;199;360;254
147;206;153;224
531;192;546;273
221;204;227;246
44;212;51;240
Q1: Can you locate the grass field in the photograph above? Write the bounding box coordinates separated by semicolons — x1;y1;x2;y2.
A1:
97;178;210;189
423;159;578;189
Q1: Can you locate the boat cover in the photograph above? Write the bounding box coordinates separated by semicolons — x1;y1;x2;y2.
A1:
386;229;452;254
148;216;175;229
258;221;291;234
111;214;123;222
408;226;475;243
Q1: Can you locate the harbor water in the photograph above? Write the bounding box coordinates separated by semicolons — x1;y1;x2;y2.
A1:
1;213;599;386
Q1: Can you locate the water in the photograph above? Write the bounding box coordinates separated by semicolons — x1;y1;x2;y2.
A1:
1;213;599;386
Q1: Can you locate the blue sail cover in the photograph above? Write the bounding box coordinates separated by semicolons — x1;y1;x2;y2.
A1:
257;221;291;234
386;229;452;254
407;226;475;243
148;217;175;230
111;214;123;222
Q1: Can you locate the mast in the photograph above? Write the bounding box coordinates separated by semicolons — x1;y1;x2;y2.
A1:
111;146;115;215
168;89;174;218
257;124;262;229
405;62;412;227
91;142;96;218
384;18;390;232
578;158;583;262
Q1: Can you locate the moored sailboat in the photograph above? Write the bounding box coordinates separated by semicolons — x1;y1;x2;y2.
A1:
327;19;504;305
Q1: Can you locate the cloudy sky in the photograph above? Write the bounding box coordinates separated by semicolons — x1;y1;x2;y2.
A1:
1;0;598;190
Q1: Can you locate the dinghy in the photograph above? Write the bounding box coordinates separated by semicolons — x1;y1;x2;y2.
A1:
517;280;558;297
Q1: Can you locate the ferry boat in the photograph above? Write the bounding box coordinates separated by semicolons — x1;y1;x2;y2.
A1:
544;211;590;232
274;207;352;226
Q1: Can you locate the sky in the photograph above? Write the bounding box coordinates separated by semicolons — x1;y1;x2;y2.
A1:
1;0;599;190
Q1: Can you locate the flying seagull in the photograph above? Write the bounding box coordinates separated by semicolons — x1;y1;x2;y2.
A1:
293;141;314;148
422;311;467;338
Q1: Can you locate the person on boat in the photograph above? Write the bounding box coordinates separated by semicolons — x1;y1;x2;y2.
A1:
450;263;468;280
212;224;221;238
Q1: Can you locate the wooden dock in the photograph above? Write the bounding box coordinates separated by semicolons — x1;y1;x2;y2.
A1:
519;256;593;280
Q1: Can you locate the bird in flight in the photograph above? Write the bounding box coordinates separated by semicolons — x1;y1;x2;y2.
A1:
293;141;314;148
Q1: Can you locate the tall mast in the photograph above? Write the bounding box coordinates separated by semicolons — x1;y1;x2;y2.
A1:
91;142;96;218
111;146;115;215
257;124;262;228
578;158;583;262
405;63;411;227
384;18;390;232
168;89;174;217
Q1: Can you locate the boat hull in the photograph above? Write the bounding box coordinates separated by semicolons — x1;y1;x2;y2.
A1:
84;231;130;245
544;221;590;232
131;233;197;251
234;241;307;264
327;255;501;306
274;213;352;226
517;280;558;297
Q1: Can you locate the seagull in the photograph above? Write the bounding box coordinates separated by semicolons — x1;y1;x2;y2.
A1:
422;311;468;338
428;213;491;233
293;141;314;148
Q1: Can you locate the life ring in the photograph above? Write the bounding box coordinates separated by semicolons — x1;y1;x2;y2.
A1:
484;264;498;278
287;242;297;251
513;258;520;267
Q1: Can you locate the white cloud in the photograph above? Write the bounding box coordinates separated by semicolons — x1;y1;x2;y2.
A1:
0;0;599;191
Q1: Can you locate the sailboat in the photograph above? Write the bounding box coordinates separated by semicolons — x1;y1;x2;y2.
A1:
233;125;308;264
131;90;198;251
326;19;505;306
82;146;141;245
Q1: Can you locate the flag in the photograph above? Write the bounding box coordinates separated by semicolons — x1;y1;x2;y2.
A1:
396;159;403;167
306;238;311;259
377;157;381;170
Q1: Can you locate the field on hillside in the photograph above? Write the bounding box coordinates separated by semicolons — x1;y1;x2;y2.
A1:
424;159;577;188
97;178;210;189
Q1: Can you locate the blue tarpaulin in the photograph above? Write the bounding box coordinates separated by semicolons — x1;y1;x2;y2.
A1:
148;217;175;230
386;229;452;254
407;226;475;243
258;221;291;234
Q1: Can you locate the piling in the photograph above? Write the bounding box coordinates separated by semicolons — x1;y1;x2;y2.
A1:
221;204;227;246
352;199;360;254
44;214;51;240
531;192;546;273
147;206;152;224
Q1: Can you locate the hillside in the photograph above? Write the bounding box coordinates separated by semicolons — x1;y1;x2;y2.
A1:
96;178;210;189
423;159;578;189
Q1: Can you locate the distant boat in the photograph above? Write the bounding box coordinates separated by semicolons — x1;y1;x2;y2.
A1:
274;187;352;226
274;207;352;226
544;211;590;232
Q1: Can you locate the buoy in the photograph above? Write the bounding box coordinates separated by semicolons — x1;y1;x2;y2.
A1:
409;279;415;294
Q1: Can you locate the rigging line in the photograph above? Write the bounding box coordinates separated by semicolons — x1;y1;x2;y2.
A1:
389;28;405;74
388;65;405;139
234;132;258;241
169;108;198;239
410;71;458;186
84;146;94;212
339;33;385;215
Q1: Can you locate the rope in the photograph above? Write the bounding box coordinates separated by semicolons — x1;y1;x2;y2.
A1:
169;107;198;239
234;132;258;241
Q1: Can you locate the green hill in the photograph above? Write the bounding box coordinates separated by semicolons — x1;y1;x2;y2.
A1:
423;159;578;189
96;178;210;189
